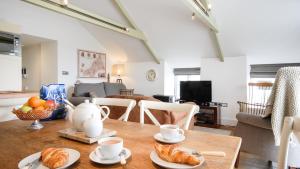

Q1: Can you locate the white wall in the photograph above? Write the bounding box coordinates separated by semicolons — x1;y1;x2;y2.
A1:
123;61;165;96
0;0;110;91
201;56;248;125
40;41;58;86
0;54;22;91
247;55;300;65
164;62;175;96
22;44;42;91
0;21;22;91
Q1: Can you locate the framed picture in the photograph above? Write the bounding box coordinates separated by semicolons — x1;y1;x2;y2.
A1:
78;49;106;78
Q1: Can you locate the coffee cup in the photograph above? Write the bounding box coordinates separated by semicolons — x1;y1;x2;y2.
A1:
160;124;184;140
96;137;123;159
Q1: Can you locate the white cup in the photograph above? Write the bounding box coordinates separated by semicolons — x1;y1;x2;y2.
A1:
160;124;184;140
96;137;123;159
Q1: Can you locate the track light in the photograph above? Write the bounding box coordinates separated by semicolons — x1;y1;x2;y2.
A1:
61;0;68;6
191;13;196;20
207;3;212;11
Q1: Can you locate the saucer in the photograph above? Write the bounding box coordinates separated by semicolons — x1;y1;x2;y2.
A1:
154;133;185;144
89;148;131;165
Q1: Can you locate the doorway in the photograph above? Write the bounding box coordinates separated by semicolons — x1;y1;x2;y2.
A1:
21;34;58;91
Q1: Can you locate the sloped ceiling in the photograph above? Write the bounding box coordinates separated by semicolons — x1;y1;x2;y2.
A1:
70;0;215;67
70;0;300;66
211;0;300;58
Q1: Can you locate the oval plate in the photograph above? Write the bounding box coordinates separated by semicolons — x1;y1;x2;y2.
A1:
18;148;80;169
150;148;205;169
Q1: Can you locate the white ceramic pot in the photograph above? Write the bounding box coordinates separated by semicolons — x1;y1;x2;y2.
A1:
72;100;100;131
83;118;103;138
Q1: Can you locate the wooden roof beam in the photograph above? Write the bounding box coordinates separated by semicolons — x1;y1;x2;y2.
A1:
113;0;160;64
201;0;224;62
182;0;218;33
22;0;146;40
182;0;224;62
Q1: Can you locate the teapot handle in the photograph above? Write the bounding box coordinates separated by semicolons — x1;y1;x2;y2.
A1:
100;106;110;121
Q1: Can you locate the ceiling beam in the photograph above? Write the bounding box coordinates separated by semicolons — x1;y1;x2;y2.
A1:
182;0;224;62
182;0;218;33
210;32;224;62
113;0;160;64
201;0;224;62
22;0;146;40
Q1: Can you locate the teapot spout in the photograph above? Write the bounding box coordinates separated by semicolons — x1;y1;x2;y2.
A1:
63;99;75;122
64;99;76;109
65;105;74;123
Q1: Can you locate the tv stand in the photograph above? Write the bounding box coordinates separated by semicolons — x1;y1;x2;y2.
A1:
194;105;221;128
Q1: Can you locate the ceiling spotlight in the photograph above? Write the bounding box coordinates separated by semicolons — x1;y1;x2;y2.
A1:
207;3;212;11
191;13;196;20
61;0;68;6
125;27;129;32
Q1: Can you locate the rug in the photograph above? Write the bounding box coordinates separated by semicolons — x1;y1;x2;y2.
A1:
192;126;232;136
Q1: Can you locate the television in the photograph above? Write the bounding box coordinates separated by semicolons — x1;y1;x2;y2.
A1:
180;81;212;105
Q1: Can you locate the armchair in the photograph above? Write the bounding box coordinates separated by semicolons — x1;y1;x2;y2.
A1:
234;67;300;167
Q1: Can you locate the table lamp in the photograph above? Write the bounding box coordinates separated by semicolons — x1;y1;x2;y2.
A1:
112;64;125;83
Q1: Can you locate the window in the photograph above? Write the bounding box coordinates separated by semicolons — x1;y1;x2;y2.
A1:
250;63;300;78
248;63;300;104
173;68;200;99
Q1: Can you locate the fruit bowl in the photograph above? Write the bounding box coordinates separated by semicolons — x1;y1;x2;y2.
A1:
12;108;53;120
12;108;55;130
12;96;57;130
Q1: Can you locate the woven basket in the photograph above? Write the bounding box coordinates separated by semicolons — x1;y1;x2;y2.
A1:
12;108;53;120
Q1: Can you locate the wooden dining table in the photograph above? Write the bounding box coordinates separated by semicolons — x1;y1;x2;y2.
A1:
0;119;241;169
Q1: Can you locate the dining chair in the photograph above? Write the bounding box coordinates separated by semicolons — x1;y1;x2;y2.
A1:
138;100;199;130
92;98;136;122
278;116;300;169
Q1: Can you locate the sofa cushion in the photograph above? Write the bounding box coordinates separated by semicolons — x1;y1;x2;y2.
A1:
103;82;126;96
236;112;272;130
74;83;106;97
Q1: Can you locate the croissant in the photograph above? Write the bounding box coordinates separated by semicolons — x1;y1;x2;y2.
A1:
41;148;69;169
154;143;200;166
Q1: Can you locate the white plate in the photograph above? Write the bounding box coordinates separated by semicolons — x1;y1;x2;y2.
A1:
154;133;185;144
150;148;205;169
18;148;80;169
89;148;131;165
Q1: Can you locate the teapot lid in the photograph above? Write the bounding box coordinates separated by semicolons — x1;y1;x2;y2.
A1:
77;99;98;109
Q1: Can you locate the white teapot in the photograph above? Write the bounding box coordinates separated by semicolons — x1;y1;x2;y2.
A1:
65;99;110;137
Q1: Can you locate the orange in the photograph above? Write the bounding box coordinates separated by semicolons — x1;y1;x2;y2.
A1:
28;96;41;108
35;106;45;111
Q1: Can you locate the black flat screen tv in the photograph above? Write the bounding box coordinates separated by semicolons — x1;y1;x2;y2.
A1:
180;81;212;105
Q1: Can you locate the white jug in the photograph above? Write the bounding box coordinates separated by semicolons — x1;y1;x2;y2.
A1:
65;99;110;133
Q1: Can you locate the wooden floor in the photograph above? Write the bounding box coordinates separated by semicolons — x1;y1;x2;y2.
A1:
238;153;275;169
193;125;276;169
